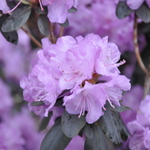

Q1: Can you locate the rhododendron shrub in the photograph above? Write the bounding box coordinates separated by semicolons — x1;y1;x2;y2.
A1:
0;0;150;150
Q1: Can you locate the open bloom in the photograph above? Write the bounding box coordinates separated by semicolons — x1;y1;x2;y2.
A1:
42;0;78;23
20;33;130;123
126;0;150;10
128;95;150;150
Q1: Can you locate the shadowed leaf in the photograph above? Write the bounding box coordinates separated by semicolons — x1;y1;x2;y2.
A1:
0;14;18;44
98;107;129;144
39;112;52;131
61;110;86;138
40;118;71;150
136;2;150;23
31;101;44;106
84;124;114;150
59;19;69;28
1;5;31;32
38;14;50;36
68;7;77;13
116;1;133;19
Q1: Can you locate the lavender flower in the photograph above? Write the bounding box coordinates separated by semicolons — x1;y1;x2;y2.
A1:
42;0;78;23
0;0;10;13
20;33;131;124
128;95;150;150
126;0;150;10
0;108;43;150
66;0;146;53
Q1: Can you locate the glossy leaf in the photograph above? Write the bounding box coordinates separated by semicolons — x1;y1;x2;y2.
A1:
39;112;52;131
31;101;44;106
98;108;129;144
59;19;69;28
61;111;86;138
107;104;130;112
0;14;18;44
40;119;71;150
84;124;114;150
68;7;77;13
82;124;94;139
116;1;133;19
38;14;50;36
1;5;32;32
136;3;150;23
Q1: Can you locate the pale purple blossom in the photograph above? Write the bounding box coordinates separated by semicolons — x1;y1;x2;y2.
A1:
42;0;78;23
0;108;43;150
66;0;146;53
128;95;150;150
0;0;10;13
20;33;131;123
126;0;150;10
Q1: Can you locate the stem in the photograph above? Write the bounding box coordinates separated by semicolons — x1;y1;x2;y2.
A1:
134;15;149;75
21;27;42;48
59;26;64;37
49;22;56;43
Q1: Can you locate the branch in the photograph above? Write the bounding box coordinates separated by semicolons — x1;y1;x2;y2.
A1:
21;27;42;49
134;15;149;75
49;22;56;43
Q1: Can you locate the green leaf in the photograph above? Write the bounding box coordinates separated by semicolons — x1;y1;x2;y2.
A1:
39;112;52;131
61;111;86;138
97;108;129;144
1;5;32;32
116;1;133;19
107;104;130;112
38;14;50;36
40;118;71;150
136;2;150;23
68;7;77;13
0;14;18;44
82;124;94;139
59;19;69;28
84;124;114;150
31;101;44;106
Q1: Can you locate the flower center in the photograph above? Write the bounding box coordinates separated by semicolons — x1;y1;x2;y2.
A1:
81;73;100;87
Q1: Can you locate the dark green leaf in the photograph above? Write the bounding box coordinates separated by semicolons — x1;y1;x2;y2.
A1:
38;14;50;36
68;7;77;13
84;124;114;150
82;124;94;139
1;5;32;32
31;101;44;106
116;1;133;19
108;104;130;112
59;19;69;28
97;108;129;144
40;119;71;150
36;6;47;14
136;2;150;23
61;111;86;138
1;30;18;44
0;14;18;44
39;112;52;131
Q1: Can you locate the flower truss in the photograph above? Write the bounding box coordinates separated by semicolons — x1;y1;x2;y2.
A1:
20;33;131;124
128;95;150;150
